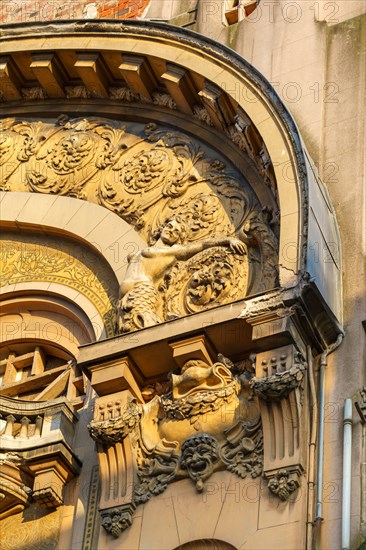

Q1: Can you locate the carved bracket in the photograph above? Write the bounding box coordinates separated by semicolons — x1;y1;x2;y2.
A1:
251;345;307;500
0;459;33;520
0;395;81;519
355;387;366;424
101;503;136;538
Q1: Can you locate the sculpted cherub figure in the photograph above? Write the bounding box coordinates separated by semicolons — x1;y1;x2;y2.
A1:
117;215;246;332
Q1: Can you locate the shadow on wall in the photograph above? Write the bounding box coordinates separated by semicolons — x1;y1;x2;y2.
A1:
0;502;61;550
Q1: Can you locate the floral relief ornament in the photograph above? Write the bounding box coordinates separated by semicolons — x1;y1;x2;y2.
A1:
0;117;279;328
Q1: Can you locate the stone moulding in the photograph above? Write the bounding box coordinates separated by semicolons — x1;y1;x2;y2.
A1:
250;361;306;401
0;459;33;520
0;19;345;332
0;116;279;334
0;395;81;517
0;232;118;338
251;345;307;501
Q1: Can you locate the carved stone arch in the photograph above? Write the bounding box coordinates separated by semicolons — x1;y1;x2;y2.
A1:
0;214;126;338
174;540;237;550
0;20;345;548
0;291;97;352
0;191;146;285
0;20;342;338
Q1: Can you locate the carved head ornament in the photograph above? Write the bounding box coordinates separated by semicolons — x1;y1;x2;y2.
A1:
180;433;220;491
150;215;188;246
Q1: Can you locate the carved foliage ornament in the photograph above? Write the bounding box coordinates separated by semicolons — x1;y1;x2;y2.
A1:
250;361;306;401
266;468;302;501
89;355;263;530
101;505;135;539
0;233;118;337
1;117;278;331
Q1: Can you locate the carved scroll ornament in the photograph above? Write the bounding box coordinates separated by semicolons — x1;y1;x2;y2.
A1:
89;354;263;536
0;116;279;333
0;233;118;337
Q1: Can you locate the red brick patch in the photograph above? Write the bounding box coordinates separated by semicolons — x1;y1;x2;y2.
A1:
0;0;151;24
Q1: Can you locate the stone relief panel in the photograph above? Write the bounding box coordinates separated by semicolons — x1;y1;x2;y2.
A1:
89;349;263;537
0;503;61;550
85;338;308;538
0;232;119;337
0;117;279;333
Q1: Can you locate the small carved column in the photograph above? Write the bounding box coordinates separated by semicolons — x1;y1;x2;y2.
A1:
251;345;307;501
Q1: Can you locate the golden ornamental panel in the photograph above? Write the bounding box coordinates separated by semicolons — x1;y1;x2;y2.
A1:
0;232;119;337
1;116;279;333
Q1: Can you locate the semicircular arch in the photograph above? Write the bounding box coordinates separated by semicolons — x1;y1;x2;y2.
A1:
0;20;342;325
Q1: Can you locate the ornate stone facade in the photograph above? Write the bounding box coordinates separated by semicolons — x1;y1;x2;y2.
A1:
0;12;364;550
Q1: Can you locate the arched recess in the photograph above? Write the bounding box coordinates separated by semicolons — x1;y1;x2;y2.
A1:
0;19;342;341
0;206;135;339
0;292;94;401
0;191;147;285
175;540;237;550
0;19;346;546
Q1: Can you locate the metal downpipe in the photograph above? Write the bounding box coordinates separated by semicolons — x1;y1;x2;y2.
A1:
341;398;353;550
306;345;318;550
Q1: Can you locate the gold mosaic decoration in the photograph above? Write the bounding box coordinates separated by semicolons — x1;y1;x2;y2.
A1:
0;233;119;337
